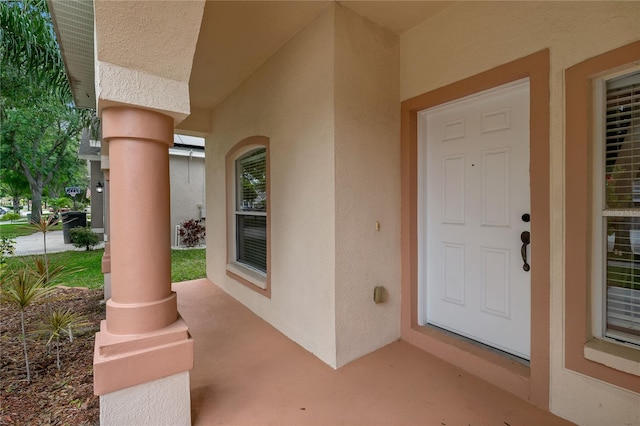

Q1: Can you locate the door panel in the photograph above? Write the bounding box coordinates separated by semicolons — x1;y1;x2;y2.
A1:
419;80;531;360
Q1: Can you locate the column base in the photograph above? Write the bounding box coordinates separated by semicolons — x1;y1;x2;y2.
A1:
94;315;193;395
106;292;178;334
100;371;191;426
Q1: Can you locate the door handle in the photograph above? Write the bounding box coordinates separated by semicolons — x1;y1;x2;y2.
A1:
520;231;530;272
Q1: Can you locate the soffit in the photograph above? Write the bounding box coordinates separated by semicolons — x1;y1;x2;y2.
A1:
47;0;95;109
50;1;452;123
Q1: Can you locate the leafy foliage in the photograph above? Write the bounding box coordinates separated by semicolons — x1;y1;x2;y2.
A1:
1;212;21;221
179;219;206;247
0;236;16;259
0;0;93;224
0;236;16;275
0;168;30;212
70;227;100;251
48;196;72;215
0;0;69;97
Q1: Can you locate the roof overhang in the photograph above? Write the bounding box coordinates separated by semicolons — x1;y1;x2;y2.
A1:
47;0;96;110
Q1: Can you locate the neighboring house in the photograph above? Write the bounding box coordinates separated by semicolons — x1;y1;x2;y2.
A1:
169;135;206;246
80;132;205;245
48;1;640;425
78;129;104;238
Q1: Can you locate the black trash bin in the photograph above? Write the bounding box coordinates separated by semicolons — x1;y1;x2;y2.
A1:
61;211;87;244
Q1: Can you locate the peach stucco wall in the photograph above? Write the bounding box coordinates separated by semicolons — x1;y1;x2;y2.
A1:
333;6;401;368
206;3;403;369
206;6;338;366
400;2;640;425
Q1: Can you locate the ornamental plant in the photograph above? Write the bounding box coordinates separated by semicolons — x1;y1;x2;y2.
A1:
69;227;100;251
33;308;88;370
0;269;54;383
179;219;205;248
27;215;60;281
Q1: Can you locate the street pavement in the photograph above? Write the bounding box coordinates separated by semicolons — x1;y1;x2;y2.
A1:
10;230;105;256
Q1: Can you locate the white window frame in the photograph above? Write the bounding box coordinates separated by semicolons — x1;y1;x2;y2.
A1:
591;67;640;349
226;143;269;290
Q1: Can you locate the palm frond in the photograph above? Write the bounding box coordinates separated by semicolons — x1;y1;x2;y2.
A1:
0;268;53;310
0;0;70;99
32;308;89;345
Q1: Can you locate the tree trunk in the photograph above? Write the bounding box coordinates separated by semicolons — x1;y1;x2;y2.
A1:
31;188;43;224
12;195;20;213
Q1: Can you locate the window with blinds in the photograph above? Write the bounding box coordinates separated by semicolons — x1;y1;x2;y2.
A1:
602;71;640;344
235;148;267;273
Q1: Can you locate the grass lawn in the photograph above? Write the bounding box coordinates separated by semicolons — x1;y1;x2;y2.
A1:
3;248;206;289
0;222;64;238
171;248;207;283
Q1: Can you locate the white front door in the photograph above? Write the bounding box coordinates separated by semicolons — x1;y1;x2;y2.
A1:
418;79;531;360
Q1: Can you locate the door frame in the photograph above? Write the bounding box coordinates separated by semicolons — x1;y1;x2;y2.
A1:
400;50;550;408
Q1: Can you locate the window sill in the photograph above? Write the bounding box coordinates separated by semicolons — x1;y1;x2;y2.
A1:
226;262;267;290
584;338;640;377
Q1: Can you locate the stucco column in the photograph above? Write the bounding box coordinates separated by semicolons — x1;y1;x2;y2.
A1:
94;106;193;400
102;107;176;334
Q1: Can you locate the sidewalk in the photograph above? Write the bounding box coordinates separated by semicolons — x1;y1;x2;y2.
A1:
11;231;105;256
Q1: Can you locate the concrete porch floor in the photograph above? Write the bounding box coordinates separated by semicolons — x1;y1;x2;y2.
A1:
174;279;573;425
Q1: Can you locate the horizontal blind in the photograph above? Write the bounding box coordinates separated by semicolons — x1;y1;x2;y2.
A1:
604;71;640;342
236;148;267;273
236;215;267;272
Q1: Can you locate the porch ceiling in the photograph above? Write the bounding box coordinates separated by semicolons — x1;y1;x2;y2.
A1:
49;1;453;129
188;1;453;112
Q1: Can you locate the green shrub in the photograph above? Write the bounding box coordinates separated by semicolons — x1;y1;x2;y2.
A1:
69;228;100;251
51;197;72;210
1;212;21;222
0;237;16;268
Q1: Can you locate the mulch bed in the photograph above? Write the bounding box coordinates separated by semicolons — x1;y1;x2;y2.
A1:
1;287;103;425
